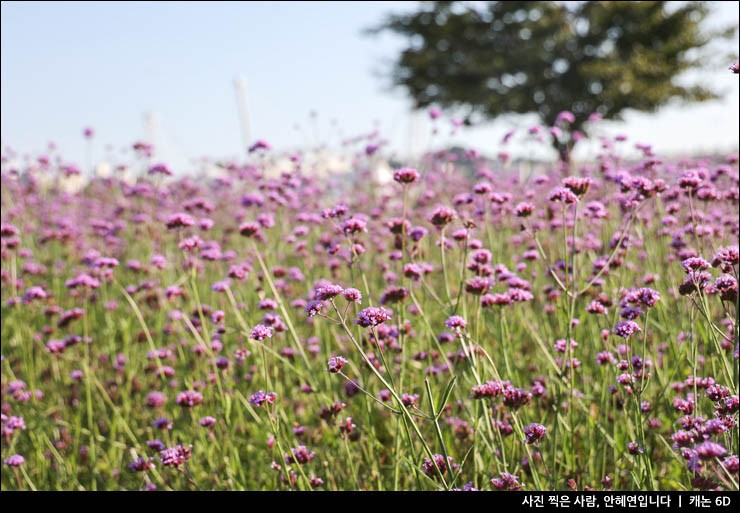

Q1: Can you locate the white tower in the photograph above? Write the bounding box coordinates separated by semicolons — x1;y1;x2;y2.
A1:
234;75;252;157
144;111;159;161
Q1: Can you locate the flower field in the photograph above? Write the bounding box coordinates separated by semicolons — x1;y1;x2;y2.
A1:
1;125;738;491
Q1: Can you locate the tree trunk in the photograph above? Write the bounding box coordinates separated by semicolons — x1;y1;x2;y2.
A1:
553;139;572;175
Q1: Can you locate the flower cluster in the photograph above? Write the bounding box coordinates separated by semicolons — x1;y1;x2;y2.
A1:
160;444;193;467
355;307;392;328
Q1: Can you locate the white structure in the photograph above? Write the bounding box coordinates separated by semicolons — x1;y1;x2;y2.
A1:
144;111;160;161
234;75;252;156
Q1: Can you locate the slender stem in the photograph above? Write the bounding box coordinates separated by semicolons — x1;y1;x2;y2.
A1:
251;241;310;365
338;371;401;414
439;227;453;304
452;234;469;315
578;207;637;295
330;302;448;488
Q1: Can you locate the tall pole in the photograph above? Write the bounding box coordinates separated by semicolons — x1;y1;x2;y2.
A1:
144;111;159;161
234;75;252;157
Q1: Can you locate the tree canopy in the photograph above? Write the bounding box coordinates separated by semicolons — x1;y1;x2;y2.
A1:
370;1;738;161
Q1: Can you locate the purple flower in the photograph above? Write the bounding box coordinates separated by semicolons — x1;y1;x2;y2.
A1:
65;273;101;290
146;392;167;408
587;300;608;315
554;339;578;353
46;339;66;354
556;110;575;124
403;263;425;281
341;217;368;235
239;222;261;238
445;315;467;331
548;187;578;204
428;206;455;227
342;287;362;304
22;286;47;303
514;201;534;217
706;384;731;402
387;218;410;235
132;140;154;156
176;390;203;408
456;482;479;492
562;176;593;197
304;300;325;317
596;352;616;366
150;254;167;269
379;286;409;304
211;280;231;292
160;444;192;467
211;310;225;324
471;380;507;399
635;288;660;308
257;213;274;228
1;416;26;438
147;439;166;452
422;454;457;478
627;441;643;455
327;356;348;373
619;306;642;320
318;401;346;420
199;416;216;428
250;324;273;341
248;139;271;153
502;386;532;409
249;390;277;407
715;275;738;302
309;475;324;488
355;307;392;328
165;212;195;230
730;62;740;74
393;167;420;184
4;455;25;467
671;430;696;449
491;472;523;491
694;441;727;460
338;417;356;435
681;257;710;273
679;271;713;296
148;163;173;176
58;308;84;328
314;283;344;300
614;320;641;339
523;423;547;444
508;288;534;303
153;417;173;430
617;373;634;386
129;457;155;472
712;246;739;271
465;276;490;295
0;223;20;237
408;226;428;241
285;445;316;464
722;455;739;473
258;298;277;310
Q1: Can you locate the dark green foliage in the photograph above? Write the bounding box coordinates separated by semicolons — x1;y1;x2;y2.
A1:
370;1;737;160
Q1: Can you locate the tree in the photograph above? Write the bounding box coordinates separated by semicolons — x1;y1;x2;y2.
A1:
370;1;738;162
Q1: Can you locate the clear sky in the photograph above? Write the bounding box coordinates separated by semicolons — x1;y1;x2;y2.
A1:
2;1;739;173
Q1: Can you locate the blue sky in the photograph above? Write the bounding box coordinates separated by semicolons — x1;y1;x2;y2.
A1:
2;1;739;172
